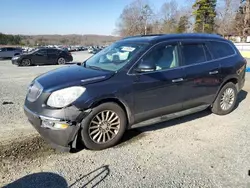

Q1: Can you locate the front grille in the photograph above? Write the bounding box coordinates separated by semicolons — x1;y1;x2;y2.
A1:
27;81;43;102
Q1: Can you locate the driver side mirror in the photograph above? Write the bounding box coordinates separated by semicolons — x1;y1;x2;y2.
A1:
134;60;156;73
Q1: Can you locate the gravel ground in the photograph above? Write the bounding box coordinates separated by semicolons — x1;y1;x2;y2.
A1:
0;53;250;187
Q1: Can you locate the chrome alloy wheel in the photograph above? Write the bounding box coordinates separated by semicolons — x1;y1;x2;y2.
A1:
88;110;120;144
220;88;235;111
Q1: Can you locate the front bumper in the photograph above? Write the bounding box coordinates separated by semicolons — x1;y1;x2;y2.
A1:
24;105;84;152
66;55;73;62
12;59;20;65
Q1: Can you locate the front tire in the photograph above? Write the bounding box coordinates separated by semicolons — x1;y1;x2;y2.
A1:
211;82;237;115
21;59;31;66
57;57;66;65
80;102;127;150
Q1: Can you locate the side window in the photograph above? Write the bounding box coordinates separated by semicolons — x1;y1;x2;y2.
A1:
47;49;58;54
139;43;179;71
209;41;235;58
37;49;47;55
0;48;5;52
203;44;212;61
6;47;14;51
181;43;207;65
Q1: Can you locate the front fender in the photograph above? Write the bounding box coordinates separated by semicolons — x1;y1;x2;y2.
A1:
85;94;135;126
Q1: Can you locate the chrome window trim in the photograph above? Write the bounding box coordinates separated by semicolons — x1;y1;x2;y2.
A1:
127;38;237;76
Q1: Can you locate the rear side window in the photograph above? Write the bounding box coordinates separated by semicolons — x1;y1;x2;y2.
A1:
47;49;58;54
209;41;235;58
38;49;47;55
6;47;14;51
181;43;210;65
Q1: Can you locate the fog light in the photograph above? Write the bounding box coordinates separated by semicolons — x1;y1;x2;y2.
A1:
41;120;55;128
53;123;69;129
41;120;69;129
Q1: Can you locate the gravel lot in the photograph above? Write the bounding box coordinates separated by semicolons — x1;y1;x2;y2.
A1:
0;52;250;187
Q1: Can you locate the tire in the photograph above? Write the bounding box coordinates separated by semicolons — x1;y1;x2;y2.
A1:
80;102;127;150
211;82;237;115
21;59;31;66
57;57;66;65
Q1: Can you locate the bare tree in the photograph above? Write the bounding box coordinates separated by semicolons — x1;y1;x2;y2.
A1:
159;0;179;33
232;0;250;37
115;0;154;37
243;0;250;35
216;0;239;36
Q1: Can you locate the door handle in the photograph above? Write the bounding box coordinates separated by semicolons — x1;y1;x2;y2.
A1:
209;70;219;75
172;78;184;83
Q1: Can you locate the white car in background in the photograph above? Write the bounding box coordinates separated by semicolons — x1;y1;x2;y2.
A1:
88;47;93;53
0;47;22;58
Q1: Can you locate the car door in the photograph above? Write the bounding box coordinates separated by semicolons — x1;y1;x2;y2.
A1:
32;49;48;65
130;42;186;123
47;49;59;64
180;40;222;110
6;48;15;58
0;48;6;58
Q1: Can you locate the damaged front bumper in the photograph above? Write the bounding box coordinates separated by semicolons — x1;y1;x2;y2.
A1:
24;105;91;152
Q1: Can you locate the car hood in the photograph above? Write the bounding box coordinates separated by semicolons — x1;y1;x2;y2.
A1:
35;64;114;92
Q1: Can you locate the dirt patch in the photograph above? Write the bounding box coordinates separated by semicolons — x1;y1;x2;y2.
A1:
0;136;62;166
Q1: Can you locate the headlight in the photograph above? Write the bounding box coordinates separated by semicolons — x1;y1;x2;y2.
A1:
12;56;19;60
47;86;86;108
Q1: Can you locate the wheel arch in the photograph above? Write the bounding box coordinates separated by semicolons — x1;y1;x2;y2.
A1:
89;97;134;127
213;76;239;104
220;76;239;92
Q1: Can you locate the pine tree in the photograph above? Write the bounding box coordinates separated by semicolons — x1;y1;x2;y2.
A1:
193;0;217;33
176;16;189;33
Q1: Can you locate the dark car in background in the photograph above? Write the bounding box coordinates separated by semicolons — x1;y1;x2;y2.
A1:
12;48;73;66
24;33;246;151
0;47;22;59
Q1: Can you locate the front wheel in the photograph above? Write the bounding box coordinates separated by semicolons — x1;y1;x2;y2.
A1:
80;102;127;150
21;59;31;66
211;82;237;115
57;57;66;65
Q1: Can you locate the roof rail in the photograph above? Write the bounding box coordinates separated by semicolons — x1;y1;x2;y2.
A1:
122;34;165;40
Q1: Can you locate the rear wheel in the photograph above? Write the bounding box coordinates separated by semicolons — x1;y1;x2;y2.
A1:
57;57;66;65
80;102;127;150
211;82;237;115
21;59;31;66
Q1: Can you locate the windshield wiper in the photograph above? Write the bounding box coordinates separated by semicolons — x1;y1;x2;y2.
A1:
87;65;107;71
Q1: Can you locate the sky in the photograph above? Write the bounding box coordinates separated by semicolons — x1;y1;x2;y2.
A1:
0;0;188;36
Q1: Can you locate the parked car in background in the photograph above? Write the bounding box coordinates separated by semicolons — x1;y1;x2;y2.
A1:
0;47;22;58
23;33;246;151
12;48;73;66
92;47;102;54
88;47;94;53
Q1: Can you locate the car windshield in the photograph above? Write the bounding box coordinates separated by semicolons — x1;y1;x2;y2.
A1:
84;42;147;72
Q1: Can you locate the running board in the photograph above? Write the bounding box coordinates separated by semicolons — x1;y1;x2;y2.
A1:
130;104;210;129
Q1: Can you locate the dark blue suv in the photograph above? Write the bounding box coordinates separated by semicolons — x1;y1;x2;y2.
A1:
24;33;246;151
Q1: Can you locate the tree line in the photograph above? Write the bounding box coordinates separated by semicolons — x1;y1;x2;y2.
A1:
115;0;250;39
0;33;22;45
